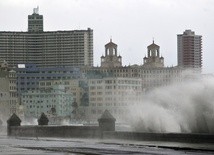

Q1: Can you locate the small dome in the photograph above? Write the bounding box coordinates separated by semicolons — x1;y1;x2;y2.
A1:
147;40;159;48
105;39;117;47
98;110;116;121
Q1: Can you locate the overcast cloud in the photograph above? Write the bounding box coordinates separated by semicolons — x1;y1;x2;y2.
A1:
0;0;214;73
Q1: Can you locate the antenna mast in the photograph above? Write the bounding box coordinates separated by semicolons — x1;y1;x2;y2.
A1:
33;6;39;14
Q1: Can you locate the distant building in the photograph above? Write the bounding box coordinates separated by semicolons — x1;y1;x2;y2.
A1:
177;30;202;69
0;61;18;120
87;77;143;122
21;85;73;120
15;63;88;122
38;79;89;107
38;79;89;122
15;64;83;97
0;8;93;67
78;40;191;122
82;40;184;90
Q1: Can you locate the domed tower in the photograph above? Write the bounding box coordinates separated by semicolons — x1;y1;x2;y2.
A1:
143;41;164;68
101;39;122;68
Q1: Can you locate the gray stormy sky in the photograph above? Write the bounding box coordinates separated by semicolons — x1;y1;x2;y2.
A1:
0;0;214;73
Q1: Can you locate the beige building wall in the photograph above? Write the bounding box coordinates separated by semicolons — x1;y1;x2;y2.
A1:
87;77;143;122
82;66;184;90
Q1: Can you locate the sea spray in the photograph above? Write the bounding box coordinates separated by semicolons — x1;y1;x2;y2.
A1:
127;75;214;133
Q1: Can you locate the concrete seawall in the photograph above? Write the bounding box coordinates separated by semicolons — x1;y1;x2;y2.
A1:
9;125;101;138
7;110;115;139
8;126;214;143
6;112;214;144
103;131;214;143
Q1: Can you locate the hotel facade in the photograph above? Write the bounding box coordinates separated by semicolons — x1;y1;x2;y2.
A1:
0;7;93;68
79;39;191;122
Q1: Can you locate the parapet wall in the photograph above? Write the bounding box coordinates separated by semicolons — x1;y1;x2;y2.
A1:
9;125;101;138
7;113;214;143
103;131;214;143
7;111;116;138
8;126;214;143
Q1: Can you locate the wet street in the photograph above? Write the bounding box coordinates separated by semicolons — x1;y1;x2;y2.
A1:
0;135;214;155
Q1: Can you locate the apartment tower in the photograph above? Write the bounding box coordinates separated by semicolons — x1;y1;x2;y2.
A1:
0;7;93;68
177;30;202;69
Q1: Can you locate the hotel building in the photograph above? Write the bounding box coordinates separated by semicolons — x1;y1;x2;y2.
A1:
79;40;188;122
83;40;184;90
0;7;93;68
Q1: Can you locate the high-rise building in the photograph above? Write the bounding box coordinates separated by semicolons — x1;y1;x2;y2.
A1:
0;8;93;68
177;30;202;69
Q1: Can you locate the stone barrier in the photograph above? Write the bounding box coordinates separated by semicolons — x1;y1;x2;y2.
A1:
7;112;214;144
9;125;101;138
7;110;115;138
102;131;214;143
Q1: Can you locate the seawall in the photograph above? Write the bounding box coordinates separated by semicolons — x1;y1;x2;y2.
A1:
8;125;214;143
9;125;101;138
7;112;214;144
103;131;214;143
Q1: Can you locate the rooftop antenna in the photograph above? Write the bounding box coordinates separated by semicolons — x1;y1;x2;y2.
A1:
110;36;112;42
33;6;39;14
152;37;154;44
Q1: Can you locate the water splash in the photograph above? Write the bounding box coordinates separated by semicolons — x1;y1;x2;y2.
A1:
128;75;214;133
22;118;38;125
